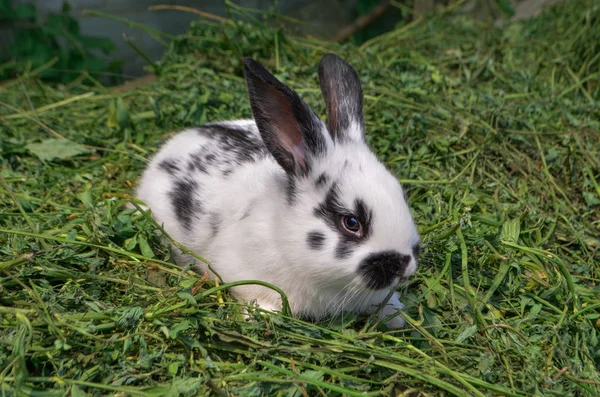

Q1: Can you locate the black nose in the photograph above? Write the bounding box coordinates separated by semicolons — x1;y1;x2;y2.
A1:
357;251;411;290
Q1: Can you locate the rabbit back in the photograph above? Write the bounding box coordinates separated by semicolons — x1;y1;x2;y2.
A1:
136;119;287;274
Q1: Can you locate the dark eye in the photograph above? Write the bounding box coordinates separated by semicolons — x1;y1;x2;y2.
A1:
342;215;363;236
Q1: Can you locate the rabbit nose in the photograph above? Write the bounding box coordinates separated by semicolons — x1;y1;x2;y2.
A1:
357;250;411;290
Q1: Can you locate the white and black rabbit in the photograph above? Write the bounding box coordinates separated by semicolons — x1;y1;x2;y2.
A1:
136;54;420;328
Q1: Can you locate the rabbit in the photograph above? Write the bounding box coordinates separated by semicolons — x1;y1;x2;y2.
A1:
135;54;420;328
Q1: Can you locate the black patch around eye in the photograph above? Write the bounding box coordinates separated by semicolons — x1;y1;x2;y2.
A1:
169;179;201;231
159;159;179;174
314;184;373;259
358;251;411;290
307;231;326;250
314;184;373;240
353;199;372;237
314;183;342;230
315;172;329;188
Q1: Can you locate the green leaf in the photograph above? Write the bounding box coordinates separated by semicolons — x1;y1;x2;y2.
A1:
170;320;190;339
61;1;71;13
167;362;180;377
124;236;138;251
301;370;324;380
45;11;80;36
138;235;155;258
70;385;88;397
44;13;67;36
13;3;36;20
116;98;130;129
54;339;72;350
583;192;600;206
455;325;478;342
108;98;130;130
116;306;144;328
526;304;542;320
176;292;197;306
79;35;116;54
13;322;30;391
26;139;91;162
107;99;118;129
500;218;521;243
495;0;515;16
0;0;12;16
78;188;93;208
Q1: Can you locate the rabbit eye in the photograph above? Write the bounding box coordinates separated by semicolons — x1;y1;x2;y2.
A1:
342;215;363;236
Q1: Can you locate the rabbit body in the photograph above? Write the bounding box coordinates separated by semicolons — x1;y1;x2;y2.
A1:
136;55;420;328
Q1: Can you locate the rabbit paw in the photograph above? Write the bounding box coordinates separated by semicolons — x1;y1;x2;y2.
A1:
379;293;406;329
240;298;281;320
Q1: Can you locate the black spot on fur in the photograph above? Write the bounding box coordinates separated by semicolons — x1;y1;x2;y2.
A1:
196;125;268;166
358;251;411;290
315;172;329;188
169;179;201;230
159;159;179;174
335;241;353;259
307;231;326;250
209;212;221;238
189;153;208;173
286;176;297;205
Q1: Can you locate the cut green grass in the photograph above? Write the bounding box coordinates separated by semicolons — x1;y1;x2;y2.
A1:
1;0;599;395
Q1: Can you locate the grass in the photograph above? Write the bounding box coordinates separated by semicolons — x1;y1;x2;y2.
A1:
1;0;599;395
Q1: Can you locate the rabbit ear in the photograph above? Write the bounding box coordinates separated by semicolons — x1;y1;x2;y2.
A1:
243;57;328;177
318;54;365;143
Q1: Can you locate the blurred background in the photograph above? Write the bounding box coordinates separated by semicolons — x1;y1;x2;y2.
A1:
0;0;564;86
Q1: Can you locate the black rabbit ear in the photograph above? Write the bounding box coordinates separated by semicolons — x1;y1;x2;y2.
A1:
318;53;365;143
243;57;328;177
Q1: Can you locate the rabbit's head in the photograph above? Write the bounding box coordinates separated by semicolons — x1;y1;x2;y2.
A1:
243;54;420;294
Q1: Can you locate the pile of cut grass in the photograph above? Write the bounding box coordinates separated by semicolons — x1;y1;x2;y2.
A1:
1;1;599;395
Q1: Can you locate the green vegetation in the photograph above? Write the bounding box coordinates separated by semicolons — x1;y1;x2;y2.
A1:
0;0;121;85
1;0;599;395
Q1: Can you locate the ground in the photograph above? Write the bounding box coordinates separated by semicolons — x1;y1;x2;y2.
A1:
0;1;599;396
